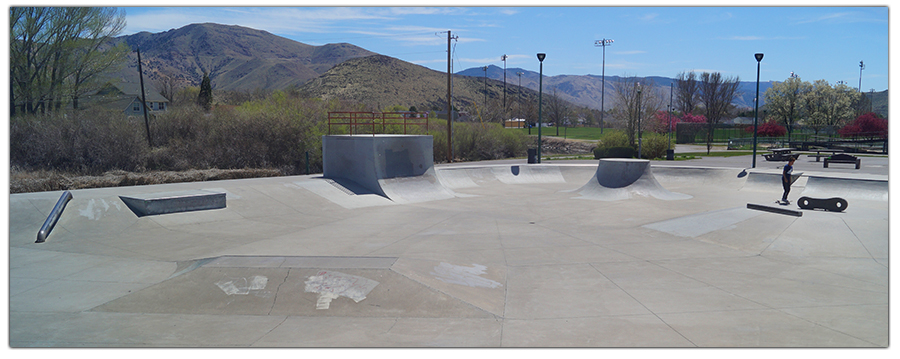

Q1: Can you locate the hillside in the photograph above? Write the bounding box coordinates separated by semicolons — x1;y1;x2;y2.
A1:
298;55;543;113
459;66;777;111
107;23;376;91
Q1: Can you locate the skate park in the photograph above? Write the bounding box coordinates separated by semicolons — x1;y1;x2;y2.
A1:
7;135;889;347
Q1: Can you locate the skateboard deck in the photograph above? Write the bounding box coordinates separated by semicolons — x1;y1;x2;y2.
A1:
797;196;848;212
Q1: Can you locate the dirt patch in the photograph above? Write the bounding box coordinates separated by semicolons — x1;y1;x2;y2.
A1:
9;168;283;194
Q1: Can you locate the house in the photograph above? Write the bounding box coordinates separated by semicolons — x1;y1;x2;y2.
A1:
85;81;169;116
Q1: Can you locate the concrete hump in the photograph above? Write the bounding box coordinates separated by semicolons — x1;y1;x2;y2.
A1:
574;159;691;201
801;176;888;201
322;135;454;203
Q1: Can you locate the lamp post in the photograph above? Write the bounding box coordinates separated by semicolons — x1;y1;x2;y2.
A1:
636;82;642;159
595;38;614;134
537;53;546;163
752;53;763;168
517;71;526;134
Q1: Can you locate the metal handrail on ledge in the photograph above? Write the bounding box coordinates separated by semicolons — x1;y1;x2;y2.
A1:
328;111;429;135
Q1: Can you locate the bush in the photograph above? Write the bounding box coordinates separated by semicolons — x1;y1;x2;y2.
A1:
593;131;633;159
9;111;149;174
640;133;672;159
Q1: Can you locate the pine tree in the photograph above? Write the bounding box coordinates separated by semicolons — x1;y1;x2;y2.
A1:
198;72;212;111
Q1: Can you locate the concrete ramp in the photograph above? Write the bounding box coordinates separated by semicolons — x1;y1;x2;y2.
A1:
801;176;888;201
435;165;568;189
574;159;691;201
322;135;455;204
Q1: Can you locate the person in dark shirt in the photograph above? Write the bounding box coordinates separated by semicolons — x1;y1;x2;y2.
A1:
781;157;795;204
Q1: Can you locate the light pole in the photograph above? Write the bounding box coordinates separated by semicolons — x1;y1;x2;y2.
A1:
752;53;764;168
636;82;642;159
859;60;865;92
517;71;526;134
482;66;488;113
595;38;614;134
537;53;546;163
502;54;508;111
668;82;673;157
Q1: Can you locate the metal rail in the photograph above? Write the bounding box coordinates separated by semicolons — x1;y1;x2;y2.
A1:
328;111;429;135
36;190;73;243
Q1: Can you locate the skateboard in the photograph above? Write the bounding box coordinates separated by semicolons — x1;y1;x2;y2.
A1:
797;196;848;212
775;199;790;206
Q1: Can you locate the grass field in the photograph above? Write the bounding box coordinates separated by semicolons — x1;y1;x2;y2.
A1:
509;126;622;141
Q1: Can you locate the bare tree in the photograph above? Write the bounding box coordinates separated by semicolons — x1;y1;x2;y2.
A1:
699;72;741;154
675;71;700;115
545;87;573;136
612;76;664;148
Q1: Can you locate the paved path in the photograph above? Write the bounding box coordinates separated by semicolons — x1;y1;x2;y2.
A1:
7;155;890;348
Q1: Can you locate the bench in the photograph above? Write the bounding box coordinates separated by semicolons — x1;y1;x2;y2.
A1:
824;153;861;169
807;150;843;162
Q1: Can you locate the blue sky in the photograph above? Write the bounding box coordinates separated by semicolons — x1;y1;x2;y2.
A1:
118;3;890;91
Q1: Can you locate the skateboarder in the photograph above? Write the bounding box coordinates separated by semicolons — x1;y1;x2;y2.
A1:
781;157;795;204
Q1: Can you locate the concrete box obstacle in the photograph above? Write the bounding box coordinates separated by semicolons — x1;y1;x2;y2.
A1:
119;190;226;217
322;135;454;203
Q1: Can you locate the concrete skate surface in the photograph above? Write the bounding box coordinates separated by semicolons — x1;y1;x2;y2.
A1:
7;153;889;347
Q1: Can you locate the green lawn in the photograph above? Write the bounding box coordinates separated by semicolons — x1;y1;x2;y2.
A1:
509;126;618;141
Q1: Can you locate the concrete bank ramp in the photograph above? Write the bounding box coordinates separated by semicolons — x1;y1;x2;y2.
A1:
573;159;691;201
322;135;456;204
802;175;888;201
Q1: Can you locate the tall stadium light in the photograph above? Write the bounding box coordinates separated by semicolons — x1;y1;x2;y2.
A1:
502;54;508;110
537;53;546;163
482;66;488;114
594;38;614;134
859;60;865;92
752;52;764;168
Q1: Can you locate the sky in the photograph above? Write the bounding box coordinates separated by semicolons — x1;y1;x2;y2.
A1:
111;2;889;91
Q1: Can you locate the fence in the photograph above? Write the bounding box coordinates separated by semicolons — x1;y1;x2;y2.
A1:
674;123;887;153
327;111;430;135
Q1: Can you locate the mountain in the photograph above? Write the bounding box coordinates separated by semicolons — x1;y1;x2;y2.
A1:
459;66;774;111
298;55;542;112
107;23;377;91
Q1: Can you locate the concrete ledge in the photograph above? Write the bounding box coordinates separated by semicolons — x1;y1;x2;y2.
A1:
119;190;226;217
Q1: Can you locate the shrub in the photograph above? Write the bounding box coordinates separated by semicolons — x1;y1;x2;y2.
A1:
640;133;672;159
9;111;149;174
593;131;633;159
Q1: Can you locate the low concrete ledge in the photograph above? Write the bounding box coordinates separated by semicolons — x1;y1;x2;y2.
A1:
120;190;226;217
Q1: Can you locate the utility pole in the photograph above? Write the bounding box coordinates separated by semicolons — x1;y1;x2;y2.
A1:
446;30;456;163
137;48;152;147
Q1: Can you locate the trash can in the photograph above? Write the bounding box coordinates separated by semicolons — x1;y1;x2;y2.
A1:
666;149;675;161
527;148;537;164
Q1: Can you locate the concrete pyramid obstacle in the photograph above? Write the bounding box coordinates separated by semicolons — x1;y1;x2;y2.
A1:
574;158;691;201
